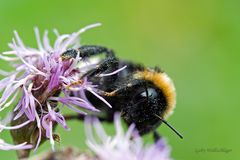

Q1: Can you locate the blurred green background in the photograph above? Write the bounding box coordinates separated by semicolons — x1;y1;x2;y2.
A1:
0;0;239;159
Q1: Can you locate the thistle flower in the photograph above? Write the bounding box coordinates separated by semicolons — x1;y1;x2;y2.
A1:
84;113;172;160
0;23;115;155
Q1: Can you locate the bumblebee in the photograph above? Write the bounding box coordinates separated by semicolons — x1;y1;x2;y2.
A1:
62;45;183;140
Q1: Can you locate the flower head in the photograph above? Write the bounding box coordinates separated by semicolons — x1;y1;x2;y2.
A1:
84;113;172;160
0;23;116;152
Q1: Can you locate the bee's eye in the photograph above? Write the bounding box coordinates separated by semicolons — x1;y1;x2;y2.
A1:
133;88;158;103
146;88;158;99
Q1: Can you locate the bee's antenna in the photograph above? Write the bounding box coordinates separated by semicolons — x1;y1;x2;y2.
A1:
154;114;183;139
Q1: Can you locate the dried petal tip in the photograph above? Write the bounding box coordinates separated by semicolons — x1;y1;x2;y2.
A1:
30;147;93;160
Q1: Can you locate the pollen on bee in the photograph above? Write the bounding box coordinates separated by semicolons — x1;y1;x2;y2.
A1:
65;80;84;90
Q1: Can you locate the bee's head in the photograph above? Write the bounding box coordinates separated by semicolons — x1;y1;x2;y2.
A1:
120;69;177;135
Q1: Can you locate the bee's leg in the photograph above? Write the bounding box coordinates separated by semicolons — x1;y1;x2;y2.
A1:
79;45;120;84
99;79;144;97
61;45;115;60
64;114;85;121
64;114;113;123
78;45;116;59
153;131;162;143
83;56;119;78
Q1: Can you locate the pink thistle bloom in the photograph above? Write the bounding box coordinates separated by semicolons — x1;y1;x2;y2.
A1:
0;23;115;151
84;113;172;160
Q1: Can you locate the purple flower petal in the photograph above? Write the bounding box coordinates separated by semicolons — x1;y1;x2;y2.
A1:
99;65;127;77
87;88;112;108
0;139;32;150
41;103;70;150
0;120;31;130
